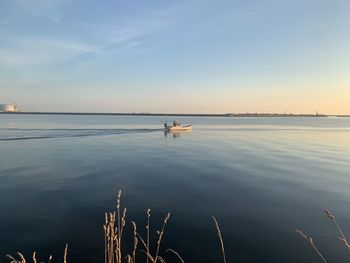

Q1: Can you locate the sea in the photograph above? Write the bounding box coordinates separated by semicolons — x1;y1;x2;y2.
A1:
0;114;350;263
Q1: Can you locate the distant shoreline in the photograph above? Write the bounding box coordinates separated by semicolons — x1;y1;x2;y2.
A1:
1;111;349;117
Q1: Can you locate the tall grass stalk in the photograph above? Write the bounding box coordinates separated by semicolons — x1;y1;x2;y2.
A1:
296;230;328;263
296;208;350;262
7;250;62;263
324;209;350;251
212;216;227;263
103;190;180;263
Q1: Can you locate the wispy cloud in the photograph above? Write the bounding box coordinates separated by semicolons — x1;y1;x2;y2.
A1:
9;0;64;23
13;0;62;13
0;36;100;66
0;34;148;67
49;15;62;24
123;41;144;49
77;6;175;47
110;27;148;44
0;5;176;67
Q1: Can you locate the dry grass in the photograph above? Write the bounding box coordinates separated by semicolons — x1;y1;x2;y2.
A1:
7;190;350;263
295;229;328;263
296;208;350;262
212;216;227;263
103;190;179;263
6;190;229;263
324;209;350;251
7;248;61;263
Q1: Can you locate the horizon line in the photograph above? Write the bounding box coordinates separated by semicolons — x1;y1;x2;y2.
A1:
1;111;350;117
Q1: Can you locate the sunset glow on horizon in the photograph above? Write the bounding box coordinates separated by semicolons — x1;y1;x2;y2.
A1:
0;0;349;114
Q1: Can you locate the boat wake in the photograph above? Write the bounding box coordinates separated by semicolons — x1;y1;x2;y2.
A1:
0;128;162;141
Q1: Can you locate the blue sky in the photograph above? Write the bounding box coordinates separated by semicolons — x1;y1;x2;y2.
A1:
0;0;349;114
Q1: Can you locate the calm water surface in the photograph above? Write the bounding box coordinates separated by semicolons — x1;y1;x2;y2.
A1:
1;114;350;262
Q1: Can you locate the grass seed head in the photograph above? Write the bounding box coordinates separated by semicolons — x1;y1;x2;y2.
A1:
324;209;335;220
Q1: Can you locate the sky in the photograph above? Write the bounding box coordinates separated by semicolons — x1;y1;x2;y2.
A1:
0;0;349;114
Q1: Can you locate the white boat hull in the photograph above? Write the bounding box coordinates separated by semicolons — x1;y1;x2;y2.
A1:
164;125;192;131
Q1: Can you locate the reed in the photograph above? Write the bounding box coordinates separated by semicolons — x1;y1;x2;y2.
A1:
146;209;151;263
165;249;185;263
295;229;328;263
324;209;350;251
103;190;180;263
296;208;350;262
212;216;227;263
6;190;230;263
7;251;56;263
63;244;68;263
7;193;350;263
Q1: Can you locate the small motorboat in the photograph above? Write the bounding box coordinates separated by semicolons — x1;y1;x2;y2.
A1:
164;121;192;131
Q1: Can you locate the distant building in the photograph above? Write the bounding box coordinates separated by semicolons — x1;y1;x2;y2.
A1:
0;103;17;112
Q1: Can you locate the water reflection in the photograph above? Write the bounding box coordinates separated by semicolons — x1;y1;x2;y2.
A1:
1;115;350;263
164;130;192;139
